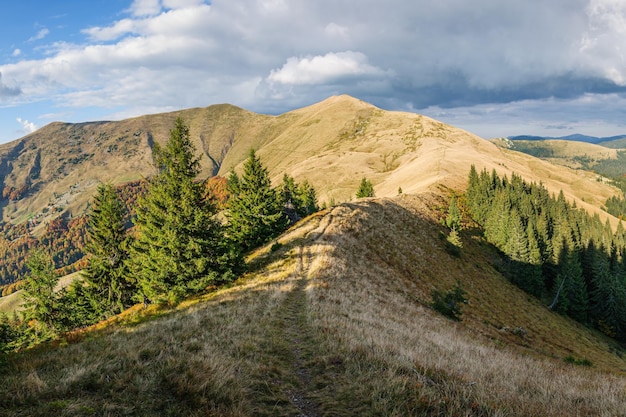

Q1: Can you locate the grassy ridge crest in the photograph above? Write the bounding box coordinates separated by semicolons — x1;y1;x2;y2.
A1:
1;194;625;416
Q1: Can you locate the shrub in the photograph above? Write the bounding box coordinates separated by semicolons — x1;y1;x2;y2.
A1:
431;280;468;321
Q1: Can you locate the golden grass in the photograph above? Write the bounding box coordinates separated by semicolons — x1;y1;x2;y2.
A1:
1;195;626;416
0;291;23;314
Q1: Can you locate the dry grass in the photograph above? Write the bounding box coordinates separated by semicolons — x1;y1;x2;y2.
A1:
1;194;626;416
0;291;22;314
304;196;626;416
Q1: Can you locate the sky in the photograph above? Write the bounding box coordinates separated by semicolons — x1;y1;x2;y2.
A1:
1;0;626;144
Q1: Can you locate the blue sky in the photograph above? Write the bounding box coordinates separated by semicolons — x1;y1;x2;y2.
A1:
1;0;626;144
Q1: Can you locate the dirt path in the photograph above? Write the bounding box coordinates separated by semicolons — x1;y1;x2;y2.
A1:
277;244;322;417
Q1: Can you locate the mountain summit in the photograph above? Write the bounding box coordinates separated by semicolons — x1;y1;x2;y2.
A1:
0;95;618;227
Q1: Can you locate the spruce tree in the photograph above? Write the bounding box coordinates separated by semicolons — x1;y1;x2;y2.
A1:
356;177;375;198
22;250;59;334
551;246;588;322
280;174;319;220
298;179;319;216
446;196;461;231
129;118;240;304
227;149;288;251
0;312;16;353
82;183;133;317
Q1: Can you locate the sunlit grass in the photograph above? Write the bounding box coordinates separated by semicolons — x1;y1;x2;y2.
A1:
1;194;625;416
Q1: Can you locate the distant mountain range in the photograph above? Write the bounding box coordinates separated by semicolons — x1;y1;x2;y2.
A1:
509;133;626;144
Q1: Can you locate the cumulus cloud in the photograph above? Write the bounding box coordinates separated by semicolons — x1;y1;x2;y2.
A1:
2;0;626;138
580;0;626;85
16;117;37;134
12;49;21;57
268;51;387;85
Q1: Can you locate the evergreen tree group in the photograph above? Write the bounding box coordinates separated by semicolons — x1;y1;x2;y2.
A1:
467;166;626;341
0;119;320;352
226;150;318;252
129;118;241;304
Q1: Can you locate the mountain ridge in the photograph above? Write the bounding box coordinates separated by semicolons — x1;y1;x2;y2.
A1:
2;192;625;416
0;95;620;230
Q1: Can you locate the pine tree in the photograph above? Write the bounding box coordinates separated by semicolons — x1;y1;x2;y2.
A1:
280;174;299;208
57;280;101;330
551;245;588;322
589;250;626;339
0;312;16;353
281;173;301;223
129;118;240;304
227;149;288;251
446;196;461;231
22;250;59;334
356;177;375;198
81;183;133;317
297;179;319;216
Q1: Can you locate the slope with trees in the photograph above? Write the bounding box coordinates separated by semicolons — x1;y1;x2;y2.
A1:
467;165;626;341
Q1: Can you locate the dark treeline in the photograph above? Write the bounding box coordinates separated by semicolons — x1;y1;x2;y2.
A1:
0;118;319;352
605;194;626;221
467;166;626;341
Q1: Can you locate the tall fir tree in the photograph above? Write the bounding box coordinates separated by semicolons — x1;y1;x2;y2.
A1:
0;312;17;353
82;183;133;317
227;149;288;251
445;196;461;231
551;245;588;322
129;118;241;304
22;250;59;335
298;179;319;216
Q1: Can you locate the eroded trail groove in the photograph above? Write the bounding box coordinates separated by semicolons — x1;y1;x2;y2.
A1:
277;245;321;417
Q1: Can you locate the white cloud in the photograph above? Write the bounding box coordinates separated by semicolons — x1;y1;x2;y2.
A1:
83;19;138;42
12;49;21;57
28;28;50;42
16;117;37;134
0;72;21;98
128;0;162;17
580;0;626;85
268;51;387;85
162;0;205;9
2;0;626;140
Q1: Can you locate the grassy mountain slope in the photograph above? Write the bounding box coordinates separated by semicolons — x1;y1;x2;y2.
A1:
1;194;625;416
509;133;626;144
493;138;619;166
0;95;620;229
600;137;626;149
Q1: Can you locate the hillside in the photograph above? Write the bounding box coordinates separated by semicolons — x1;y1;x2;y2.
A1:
509;133;626;144
0;95;620;229
492;138;619;169
1;194;625;416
